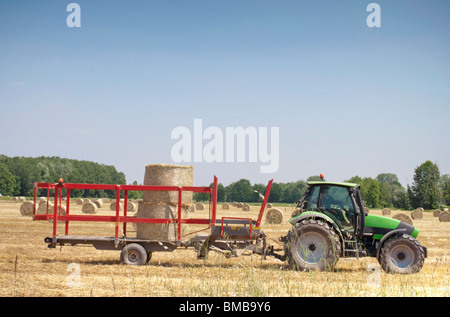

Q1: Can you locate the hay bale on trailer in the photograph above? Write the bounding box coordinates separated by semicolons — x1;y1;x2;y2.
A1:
136;164;193;241
266;208;284;224
20;201;34;216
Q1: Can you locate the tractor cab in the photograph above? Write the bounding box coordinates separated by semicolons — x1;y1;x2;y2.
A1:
296;181;366;238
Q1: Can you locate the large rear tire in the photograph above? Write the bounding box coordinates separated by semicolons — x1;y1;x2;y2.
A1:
285;219;341;271
378;234;425;274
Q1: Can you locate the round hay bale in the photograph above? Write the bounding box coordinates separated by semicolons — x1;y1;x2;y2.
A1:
137;164;193;240
84;199;92;204
411;208;423;219
20;201;34;216
236;202;243;208
82;202;98;214
266;208;284;224
110;202;123;211
266;203;273;208
76;198;84;205
142;164;193;204
392;213;413;225
19;197;26;202
93;199;103;208
222;203;230;210
186;204;195;213
433;209;442;217
195;203;205;211
127;201;137;212
37;203;51;214
232;202;238;207
12;197;18;201
291;208;301;218
242;203;251;211
438;211;450;222
382;208;391;216
364;206;370;214
57;205;66;216
136;201;190;240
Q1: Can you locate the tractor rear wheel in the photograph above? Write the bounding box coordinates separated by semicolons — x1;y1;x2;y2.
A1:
285;219;341;271
378;234;425;274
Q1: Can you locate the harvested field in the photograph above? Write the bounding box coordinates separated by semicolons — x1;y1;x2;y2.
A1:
0;200;449;297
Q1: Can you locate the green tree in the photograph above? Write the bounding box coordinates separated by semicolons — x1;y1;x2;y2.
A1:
227;179;253;202
376;173;405;207
408;160;440;209
439;174;450;206
0;162;19;196
363;178;381;208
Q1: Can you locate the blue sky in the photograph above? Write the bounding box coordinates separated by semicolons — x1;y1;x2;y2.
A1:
0;0;449;186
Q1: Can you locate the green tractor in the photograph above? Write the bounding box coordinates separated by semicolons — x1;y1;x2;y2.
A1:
283;179;427;274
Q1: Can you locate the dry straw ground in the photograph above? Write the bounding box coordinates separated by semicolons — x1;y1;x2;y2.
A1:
0;200;448;297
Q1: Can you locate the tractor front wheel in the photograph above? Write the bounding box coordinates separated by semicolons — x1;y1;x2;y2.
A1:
285;219;341;271
378;234;425;274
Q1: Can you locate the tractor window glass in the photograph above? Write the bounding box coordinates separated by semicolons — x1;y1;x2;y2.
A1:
304;186;320;210
319;186;355;228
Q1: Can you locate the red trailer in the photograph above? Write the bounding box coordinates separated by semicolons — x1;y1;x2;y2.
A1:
32;176;276;265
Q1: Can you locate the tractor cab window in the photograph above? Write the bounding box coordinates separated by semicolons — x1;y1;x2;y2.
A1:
303;185;320;211
318;185;355;230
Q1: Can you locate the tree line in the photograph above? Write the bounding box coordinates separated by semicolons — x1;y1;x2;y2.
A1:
0;155;126;199
0;156;448;209
195;160;450;210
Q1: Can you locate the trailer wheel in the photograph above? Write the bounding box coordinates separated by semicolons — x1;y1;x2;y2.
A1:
378;234;425;274
285;219;341;271
120;243;148;266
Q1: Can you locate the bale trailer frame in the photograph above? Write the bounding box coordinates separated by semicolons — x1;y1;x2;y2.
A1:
32;177;278;265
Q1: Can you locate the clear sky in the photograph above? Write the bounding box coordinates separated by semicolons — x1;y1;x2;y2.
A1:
0;0;449;186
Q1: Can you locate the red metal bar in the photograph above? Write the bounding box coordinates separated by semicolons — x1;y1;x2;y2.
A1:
211;176;218;225
33;183;37;218
255;179;273;228
52;184;58;238
123;190;128;237
115;186;120;243
177;186;182;241
65;188;70;235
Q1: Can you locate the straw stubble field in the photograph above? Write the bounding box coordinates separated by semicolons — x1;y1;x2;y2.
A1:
0;200;448;297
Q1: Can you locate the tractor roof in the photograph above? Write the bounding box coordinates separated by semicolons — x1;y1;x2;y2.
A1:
307;181;358;188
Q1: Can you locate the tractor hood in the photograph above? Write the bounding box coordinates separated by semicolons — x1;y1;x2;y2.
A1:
365;214;419;239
